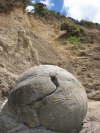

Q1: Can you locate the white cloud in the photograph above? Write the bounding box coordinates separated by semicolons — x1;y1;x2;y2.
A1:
26;6;34;13
26;0;54;13
63;0;100;23
40;0;54;9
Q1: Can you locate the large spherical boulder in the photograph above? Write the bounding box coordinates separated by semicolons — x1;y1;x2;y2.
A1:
8;65;87;133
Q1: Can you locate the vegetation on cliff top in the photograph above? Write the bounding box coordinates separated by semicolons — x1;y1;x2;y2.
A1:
0;0;100;45
0;0;31;13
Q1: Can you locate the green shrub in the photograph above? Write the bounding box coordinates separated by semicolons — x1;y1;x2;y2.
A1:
67;36;80;44
31;2;47;16
78;20;100;30
80;20;94;25
60;22;71;30
30;2;63;18
60;22;85;37
79;20;98;29
45;10;61;18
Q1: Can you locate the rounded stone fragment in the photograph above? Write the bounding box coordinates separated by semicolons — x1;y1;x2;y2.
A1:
8;65;87;133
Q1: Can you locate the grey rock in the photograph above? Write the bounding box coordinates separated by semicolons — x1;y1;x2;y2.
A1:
7;65;87;133
0;112;59;133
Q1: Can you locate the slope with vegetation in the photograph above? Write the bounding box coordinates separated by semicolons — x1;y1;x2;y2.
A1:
27;2;100;100
0;0;100;99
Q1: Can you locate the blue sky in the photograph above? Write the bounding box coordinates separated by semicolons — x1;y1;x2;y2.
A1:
28;0;100;23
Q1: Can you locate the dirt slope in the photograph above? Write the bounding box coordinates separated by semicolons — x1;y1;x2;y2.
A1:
0;1;100;99
26;14;100;100
0;8;72;96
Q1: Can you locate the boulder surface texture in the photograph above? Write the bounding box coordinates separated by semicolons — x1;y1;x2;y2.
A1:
4;65;87;133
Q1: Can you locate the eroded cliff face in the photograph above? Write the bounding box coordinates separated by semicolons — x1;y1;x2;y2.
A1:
0;0;100;100
0;7;72;96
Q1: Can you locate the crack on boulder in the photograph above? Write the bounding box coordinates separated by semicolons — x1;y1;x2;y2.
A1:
50;74;59;88
35;75;59;102
27;75;59;106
